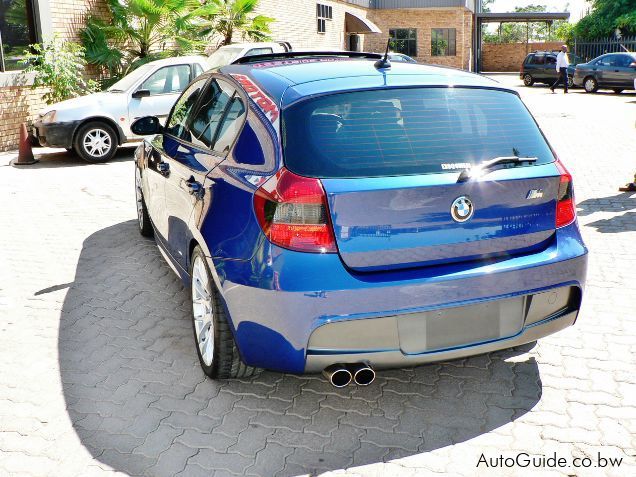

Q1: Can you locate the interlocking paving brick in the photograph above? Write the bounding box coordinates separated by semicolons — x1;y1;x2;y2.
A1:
1;77;636;476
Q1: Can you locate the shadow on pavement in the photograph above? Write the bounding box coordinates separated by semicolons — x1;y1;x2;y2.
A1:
26;145;137;168
59;220;542;476
578;193;636;233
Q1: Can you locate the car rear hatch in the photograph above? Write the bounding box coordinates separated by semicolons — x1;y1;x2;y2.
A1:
282;86;565;272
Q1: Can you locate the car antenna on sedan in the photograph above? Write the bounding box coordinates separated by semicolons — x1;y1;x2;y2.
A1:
374;39;392;69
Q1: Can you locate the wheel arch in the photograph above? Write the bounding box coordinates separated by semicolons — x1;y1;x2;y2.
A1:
73;116;126;146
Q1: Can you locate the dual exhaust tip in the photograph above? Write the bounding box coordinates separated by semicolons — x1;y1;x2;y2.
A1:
323;363;375;387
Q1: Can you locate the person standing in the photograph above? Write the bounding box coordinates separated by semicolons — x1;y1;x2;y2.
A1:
550;45;570;93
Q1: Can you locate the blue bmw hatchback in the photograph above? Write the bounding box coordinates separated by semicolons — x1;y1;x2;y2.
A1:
132;52;587;385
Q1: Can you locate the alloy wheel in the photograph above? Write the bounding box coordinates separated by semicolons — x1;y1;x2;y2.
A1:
192;255;214;366
83;128;112;158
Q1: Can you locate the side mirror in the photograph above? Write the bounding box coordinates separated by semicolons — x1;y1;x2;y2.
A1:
131;116;163;136
132;89;151;99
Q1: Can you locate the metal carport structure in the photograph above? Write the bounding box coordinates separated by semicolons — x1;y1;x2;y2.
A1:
473;10;571;72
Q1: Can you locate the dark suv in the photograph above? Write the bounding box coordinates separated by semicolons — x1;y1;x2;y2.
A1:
521;51;578;88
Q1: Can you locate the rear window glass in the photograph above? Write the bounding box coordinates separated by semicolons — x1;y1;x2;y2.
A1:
282;87;554;178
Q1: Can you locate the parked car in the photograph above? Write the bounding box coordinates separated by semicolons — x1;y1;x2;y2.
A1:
132;51;587;384
573;52;636;93
32;56;210;163
208;42;292;69
520;51;581;88
388;52;417;63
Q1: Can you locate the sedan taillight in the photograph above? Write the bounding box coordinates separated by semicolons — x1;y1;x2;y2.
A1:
254;168;337;253
555;160;576;228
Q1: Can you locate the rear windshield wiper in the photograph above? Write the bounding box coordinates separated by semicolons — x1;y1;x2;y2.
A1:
457;156;538;182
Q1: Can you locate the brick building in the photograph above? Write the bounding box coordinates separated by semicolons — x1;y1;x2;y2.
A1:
0;0;476;151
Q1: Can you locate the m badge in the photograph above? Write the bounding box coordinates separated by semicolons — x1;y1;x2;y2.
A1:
526;189;544;199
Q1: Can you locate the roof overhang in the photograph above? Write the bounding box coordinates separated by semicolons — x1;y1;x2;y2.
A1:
477;12;570;23
345;11;382;34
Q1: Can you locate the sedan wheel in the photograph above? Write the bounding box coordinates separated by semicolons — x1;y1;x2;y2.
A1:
584;77;599;93
568;76;574;88
74;121;118;163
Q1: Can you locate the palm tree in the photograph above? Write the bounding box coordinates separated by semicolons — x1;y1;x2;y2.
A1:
207;0;274;47
81;0;215;79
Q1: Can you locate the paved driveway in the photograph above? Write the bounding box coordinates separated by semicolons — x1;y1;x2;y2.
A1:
1;75;635;476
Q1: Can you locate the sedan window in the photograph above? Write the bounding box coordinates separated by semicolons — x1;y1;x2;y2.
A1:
615;55;634;67
595;56;612;67
140;65;192;95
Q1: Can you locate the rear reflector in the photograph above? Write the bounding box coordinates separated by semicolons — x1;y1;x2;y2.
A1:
254;168;337;253
555;159;576;228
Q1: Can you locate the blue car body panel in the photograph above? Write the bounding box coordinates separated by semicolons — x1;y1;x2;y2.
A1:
138;57;588;374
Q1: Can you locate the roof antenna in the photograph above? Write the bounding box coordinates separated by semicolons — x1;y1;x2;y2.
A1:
374;38;392;69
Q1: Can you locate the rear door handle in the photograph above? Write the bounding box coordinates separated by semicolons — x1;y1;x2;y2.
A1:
157;162;170;176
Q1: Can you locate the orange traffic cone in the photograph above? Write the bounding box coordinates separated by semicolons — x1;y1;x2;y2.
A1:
619;172;636;192
10;123;38;166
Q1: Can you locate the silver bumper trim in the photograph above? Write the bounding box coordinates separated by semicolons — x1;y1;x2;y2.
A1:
304;310;577;373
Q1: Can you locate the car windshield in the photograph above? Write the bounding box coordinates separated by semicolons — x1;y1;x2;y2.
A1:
108;63;156;92
282;87;555;178
209;47;243;69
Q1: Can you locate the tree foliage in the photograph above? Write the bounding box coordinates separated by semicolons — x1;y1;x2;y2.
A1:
574;0;636;39
206;0;274;47
20;36;98;105
482;4;571;43
80;0;215;80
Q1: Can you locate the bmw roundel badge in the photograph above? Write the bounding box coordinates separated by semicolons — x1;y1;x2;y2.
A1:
451;196;474;223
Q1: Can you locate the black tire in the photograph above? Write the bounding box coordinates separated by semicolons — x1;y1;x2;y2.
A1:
568;75;574;88
583;76;599;93
73;121;118;163
613;88;624;94
190;247;259;379
135;167;153;237
523;74;534;87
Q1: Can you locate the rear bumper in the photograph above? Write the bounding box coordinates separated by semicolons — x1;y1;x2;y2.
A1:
215;222;588;374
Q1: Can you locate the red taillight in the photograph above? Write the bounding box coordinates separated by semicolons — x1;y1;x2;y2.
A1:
254;168;337;253
555;159;576;228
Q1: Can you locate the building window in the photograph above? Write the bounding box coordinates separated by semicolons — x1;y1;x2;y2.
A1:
0;0;38;72
316;3;332;34
431;28;456;57
389;29;417;58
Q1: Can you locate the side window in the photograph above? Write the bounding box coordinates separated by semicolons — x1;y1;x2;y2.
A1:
596;56;611;67
525;55;534;65
189;79;246;153
616;55;632;67
192;80;245;152
214;98;246;153
190;80;233;149
164;78;207;141
193;63;204;78
533;55;545;65
546;56;556;65
140;65;191;95
245;48;273;57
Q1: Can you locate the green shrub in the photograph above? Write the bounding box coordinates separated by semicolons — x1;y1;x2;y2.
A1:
21;36;98;105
